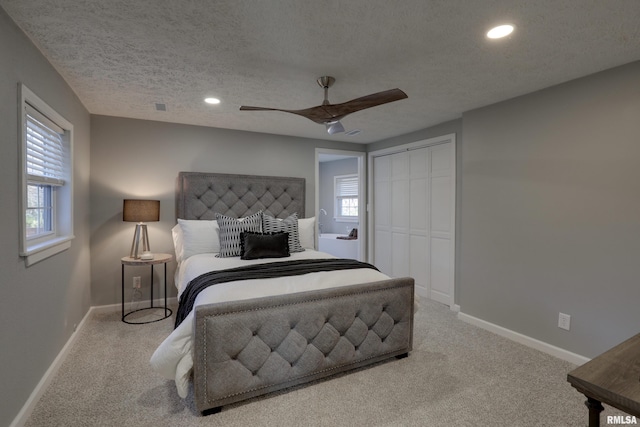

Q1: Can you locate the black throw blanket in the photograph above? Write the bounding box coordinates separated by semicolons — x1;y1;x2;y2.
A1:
175;258;379;328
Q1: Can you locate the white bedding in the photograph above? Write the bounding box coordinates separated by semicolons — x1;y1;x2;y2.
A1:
150;250;391;398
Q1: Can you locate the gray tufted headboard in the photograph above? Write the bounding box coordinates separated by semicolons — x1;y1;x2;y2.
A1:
177;172;305;220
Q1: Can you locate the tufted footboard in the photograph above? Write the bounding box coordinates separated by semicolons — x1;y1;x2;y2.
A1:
192;277;414;414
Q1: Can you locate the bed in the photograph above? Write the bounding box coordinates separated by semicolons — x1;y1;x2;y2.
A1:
150;172;415;414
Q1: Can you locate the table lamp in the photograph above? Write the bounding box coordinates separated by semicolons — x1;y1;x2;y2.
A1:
123;199;160;259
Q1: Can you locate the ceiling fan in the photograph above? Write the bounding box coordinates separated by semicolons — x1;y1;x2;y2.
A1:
239;76;408;135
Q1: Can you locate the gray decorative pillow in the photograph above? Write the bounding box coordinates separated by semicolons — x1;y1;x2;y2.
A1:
262;213;304;253
215;211;263;257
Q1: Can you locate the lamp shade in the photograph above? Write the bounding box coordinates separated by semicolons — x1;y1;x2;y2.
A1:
123;199;160;222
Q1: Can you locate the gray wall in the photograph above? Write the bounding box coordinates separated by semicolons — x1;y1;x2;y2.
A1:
460;60;640;358
319;158;359;235
0;7;91;425
90;115;366;306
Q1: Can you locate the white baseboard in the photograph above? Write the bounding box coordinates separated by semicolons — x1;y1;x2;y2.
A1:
10;306;94;427
457;311;590;366
416;288;460;313
91;297;178;314
10;297;178;427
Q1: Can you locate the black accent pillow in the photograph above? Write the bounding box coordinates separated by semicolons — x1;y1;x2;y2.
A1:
239;231;290;260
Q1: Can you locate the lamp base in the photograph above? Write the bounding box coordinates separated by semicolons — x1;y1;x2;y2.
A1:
130;223;151;259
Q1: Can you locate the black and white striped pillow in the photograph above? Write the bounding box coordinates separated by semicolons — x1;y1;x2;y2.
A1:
262;213;304;253
215;211;263;258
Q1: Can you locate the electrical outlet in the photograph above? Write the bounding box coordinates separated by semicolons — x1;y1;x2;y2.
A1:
133;276;141;289
558;312;571;331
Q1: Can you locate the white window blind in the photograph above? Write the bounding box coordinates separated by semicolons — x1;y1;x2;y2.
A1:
336;175;358;198
25;104;65;186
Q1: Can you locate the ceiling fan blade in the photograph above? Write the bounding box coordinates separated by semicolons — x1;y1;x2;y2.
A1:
239;86;408;128
239;106;287;112
240;104;335;124
322;88;408;119
326;121;345;135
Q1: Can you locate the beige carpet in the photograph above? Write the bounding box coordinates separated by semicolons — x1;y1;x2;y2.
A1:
24;299;620;426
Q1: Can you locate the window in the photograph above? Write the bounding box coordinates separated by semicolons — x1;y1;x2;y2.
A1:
19;84;74;266
26;183;53;238
334;174;359;222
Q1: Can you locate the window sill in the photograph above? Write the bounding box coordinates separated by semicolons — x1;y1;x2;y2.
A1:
334;217;359;223
21;236;74;266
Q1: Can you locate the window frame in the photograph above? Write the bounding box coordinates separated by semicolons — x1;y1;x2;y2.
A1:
26;183;55;242
19;84;74;266
334;174;359;222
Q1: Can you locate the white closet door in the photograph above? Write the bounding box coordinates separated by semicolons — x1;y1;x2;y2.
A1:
373;147;428;293
373;155;392;275
390;151;410;278
372;140;454;307
408;148;429;296
428;144;454;306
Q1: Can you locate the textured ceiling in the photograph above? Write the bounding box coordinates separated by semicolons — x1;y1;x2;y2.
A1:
2;0;640;144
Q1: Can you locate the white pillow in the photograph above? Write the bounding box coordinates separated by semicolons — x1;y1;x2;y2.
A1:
176;219;220;262
171;224;185;263
298;216;315;249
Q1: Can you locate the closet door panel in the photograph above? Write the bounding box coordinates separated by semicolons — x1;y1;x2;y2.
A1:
391;179;409;230
391;232;409;277
410;178;428;232
410;234;428;293
430;236;451;303
374;230;392;276
374;180;391;228
431;175;451;233
429;143;453;305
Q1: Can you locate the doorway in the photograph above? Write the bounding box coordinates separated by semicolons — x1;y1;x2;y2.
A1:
315;149;366;261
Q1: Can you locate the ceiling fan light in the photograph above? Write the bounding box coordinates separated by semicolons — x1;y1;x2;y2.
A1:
326;121;345;135
204;97;221;105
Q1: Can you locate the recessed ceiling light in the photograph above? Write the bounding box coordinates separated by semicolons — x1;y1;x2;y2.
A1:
204;97;221;105
487;24;514;39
